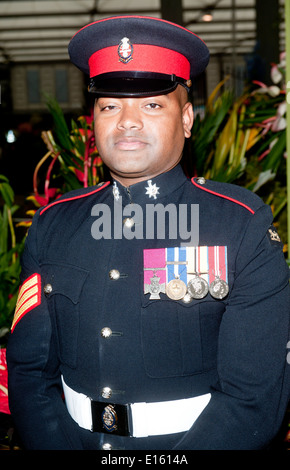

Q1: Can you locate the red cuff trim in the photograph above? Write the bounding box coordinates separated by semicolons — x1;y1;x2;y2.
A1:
191;178;255;214
89;44;190;80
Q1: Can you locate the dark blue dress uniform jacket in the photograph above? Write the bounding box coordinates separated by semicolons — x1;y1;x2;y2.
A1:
7;164;290;449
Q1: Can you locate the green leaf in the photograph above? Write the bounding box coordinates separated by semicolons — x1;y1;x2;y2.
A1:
45;95;74;152
262;132;286;172
0;178;14;207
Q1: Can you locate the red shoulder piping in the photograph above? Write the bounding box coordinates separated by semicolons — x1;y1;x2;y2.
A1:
39;181;110;216
191;178;255;215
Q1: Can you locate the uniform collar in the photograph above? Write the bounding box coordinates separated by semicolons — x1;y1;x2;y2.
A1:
111;164;187;205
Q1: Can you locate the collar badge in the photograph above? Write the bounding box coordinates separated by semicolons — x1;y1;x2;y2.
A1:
268;228;281;242
118;37;133;64
145;180;160;199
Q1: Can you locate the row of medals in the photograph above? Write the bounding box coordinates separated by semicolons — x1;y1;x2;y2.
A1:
149;272;229;302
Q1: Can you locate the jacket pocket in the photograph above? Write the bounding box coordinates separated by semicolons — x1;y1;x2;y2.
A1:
141;289;225;378
41;262;89;368
141;298;202;378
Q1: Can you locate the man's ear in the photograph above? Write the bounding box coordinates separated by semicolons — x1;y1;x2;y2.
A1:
182;102;194;138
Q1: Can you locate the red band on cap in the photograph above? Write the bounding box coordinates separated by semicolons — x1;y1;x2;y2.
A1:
88;44;190;79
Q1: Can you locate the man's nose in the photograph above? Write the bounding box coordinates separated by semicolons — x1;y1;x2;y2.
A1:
117;104;143;130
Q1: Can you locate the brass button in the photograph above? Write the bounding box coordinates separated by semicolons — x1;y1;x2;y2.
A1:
101;387;112;399
44;283;53;295
109;269;120;280
102;443;112;450
101;327;112;339
197;177;206;184
123;217;135;228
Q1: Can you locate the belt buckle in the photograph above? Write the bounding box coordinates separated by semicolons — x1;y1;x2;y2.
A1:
91;401;130;436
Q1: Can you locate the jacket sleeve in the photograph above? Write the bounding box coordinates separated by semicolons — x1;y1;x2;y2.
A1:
6;211;84;450
175;204;290;450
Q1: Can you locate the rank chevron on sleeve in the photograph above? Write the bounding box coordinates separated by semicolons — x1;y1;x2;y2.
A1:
11;273;41;333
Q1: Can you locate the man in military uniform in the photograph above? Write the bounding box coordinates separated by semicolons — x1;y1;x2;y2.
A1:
7;16;290;450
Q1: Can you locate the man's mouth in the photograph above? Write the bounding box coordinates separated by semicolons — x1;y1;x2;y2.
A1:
114;136;147;151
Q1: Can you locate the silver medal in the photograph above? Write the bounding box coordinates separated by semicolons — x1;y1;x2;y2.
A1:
209;277;229;299
148;275;164;299
144;272;165;299
187;275;209;299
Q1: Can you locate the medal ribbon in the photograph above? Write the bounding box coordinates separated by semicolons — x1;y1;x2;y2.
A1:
208;246;228;284
186;246;209;284
143;248;166;292
166;247;187;283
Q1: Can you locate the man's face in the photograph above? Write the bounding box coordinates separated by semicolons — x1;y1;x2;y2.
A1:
93;86;194;186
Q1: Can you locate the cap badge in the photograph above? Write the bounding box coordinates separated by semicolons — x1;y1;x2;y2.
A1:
118;37;133;64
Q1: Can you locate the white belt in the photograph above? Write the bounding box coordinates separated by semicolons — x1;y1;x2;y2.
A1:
62;376;211;438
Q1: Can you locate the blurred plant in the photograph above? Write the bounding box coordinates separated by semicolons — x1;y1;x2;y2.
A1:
191;71;286;185
0;176;25;339
30;97;104;209
189;53;287;250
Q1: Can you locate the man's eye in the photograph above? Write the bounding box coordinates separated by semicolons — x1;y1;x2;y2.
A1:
101;105;117;111
145;103;161;109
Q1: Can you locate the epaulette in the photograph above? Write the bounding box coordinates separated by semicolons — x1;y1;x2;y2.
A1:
39;181;110;216
191;177;264;215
